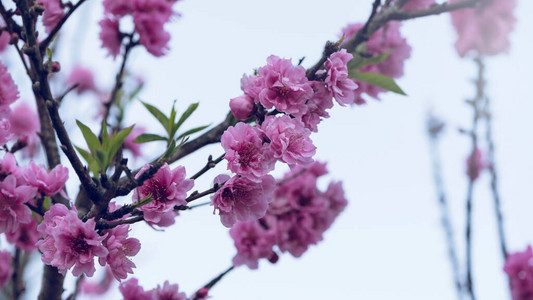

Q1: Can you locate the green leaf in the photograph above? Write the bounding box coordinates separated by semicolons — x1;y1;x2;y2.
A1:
133;133;168;144
141;101;170;133
176;124;210;141
46;48;53;61
349;72;407;95
76;120;101;155
95;149;108;171
173;103;198;137
107;125;134;165
162;139;177;160
75;145;100;176
101;121;110;151
168;100;177;137
348;50;391;71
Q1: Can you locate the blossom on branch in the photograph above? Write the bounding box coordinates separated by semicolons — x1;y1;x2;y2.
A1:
504;246;533;300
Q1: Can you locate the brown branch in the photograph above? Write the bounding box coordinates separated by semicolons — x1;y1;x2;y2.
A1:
39;0;87;54
190;153;225;180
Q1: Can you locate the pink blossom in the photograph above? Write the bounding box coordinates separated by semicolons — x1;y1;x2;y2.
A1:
504;246;533;300
229;95;254;120
154;281;187;300
23;161;68;197
240;74;264;101
0;152;22;180
0;119;11;145
6;216;39;252
221;122;275;179
9;104;39;139
124;126;146;158
401;0;435;10
257;55;313;116
67;65;97;94
103;0;133;17
275;211;322;257
0;175;37;234
40;0;64;33
211;174;276;228
119;278;155;300
230;218;277;269
260;115;316;166
80;266;115;295
134;164;194;224
0;61;19;106
299;81;333;132
0;250;12;288
466;147;490;181
325;49;358;106
99;18;122;58
37;204;108;277
450;0;516;57
99;224;141;280
134;14;170;57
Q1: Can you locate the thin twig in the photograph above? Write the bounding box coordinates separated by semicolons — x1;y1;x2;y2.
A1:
190;153;225;180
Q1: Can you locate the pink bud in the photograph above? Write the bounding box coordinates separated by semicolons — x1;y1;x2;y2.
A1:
229;95;254;120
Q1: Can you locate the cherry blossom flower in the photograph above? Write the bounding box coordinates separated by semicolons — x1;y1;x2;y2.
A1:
6;216;40;252
119;278;155;300
230;217;277;269
67;65;97;94
99;18;122;58
37;204;108;277
99;224;141;280
299;81;333;132
504;246;533;300
450;0;516;57
80;266;115;295
257;55;313;117
134;164;194;225
154;281;187;300
211;174;276;228
260;115;316;166
221;122;275;179
0;175;37;234
40;0;64;33
0;61;19;107
23;161;69;197
325;49;358;105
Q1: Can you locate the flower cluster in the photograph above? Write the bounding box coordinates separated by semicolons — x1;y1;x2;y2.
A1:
36;204;141;279
229;52;356;132
229;162;347;268
341;22;411;104
100;0;180;57
450;0;516;57
119;278;199;300
504;246;533;300
134;163;194;227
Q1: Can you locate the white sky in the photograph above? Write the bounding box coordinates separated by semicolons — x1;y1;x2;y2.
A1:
9;0;533;299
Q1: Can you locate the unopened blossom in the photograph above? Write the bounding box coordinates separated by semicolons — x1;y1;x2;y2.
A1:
466;147;490;181
221;122;275;179
67;65;97;94
260;115;316;166
211;174;276;228
134;164;194;224
450;0;516;57
0;251;12;288
37;204;108;277
123;126;146;158
0;175;37;234
6;216;39;252
229;94;254;120
99;18;122;58
119;278;154;300
23;161;69;197
0;152;21;180
80;266;115;295
230;218;277;269
325;49;358;106
504;246;533;300
0;61;19;106
40;0;64;33
257;55;313;117
154;281;187;300
300;81;333;132
401;0;435;10
99;224;141;280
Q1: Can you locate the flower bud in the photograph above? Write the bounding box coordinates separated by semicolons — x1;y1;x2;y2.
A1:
229;94;254;120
